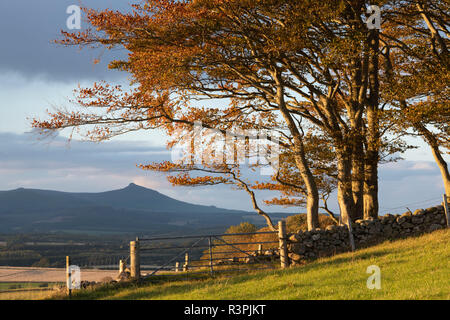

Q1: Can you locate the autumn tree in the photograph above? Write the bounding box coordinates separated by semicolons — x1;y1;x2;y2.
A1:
32;0;434;229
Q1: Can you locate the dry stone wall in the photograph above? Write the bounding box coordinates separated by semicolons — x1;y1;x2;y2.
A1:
287;205;447;266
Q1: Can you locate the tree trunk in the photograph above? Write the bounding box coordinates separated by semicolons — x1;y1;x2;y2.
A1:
274;72;320;230
431;145;450;198
364;29;380;220
293;145;320;230
352;133;364;220
364;150;379;219
337;147;355;224
417;124;450;198
348;25;365;221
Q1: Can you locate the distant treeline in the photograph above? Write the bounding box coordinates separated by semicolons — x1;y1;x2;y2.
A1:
0;233;130;268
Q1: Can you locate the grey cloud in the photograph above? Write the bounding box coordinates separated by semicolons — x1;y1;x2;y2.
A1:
0;0;131;82
0;132;170;171
379;161;442;181
0;131;171;191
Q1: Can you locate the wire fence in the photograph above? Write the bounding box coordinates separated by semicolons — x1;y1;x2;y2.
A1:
69;253;129;270
379;196;443;215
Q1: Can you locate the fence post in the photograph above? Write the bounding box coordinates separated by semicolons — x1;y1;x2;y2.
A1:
258;244;263;255
278;220;289;269
119;259;126;274
183;252;189;272
443;194;450;228
208;237;214;276
130;239;140;280
66;256;71;297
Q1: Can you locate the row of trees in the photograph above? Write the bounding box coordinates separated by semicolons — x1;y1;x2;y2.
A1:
33;0;449;231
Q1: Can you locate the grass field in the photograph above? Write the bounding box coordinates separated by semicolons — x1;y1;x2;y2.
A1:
0;282;61;300
0;282;46;290
54;229;449;300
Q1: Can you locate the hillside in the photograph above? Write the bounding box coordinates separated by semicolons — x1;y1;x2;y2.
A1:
73;183;241;213
62;229;450;300
0;183;289;234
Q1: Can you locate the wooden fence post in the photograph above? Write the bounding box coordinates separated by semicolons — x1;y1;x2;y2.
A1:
208;237;214;276
130;240;140;280
183;252;189;272
119;259;126;274
66;256;71;297
443;194;450;228
278;220;289;269
258;244;263;255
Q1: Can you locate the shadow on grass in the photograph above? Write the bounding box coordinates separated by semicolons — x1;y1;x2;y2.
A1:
60;274;211;300
109;282;202;300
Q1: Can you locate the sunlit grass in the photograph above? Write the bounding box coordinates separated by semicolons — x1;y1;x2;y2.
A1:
0;282;61;300
58;229;449;300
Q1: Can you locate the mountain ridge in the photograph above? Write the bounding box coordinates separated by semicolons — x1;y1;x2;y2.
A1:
0;183;290;234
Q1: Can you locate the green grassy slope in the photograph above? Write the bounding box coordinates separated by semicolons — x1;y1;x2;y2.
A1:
60;229;450;300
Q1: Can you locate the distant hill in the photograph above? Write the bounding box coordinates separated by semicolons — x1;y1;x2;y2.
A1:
73;183;245;214
0;183;290;235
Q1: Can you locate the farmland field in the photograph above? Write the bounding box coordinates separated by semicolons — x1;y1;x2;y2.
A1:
0;266;119;283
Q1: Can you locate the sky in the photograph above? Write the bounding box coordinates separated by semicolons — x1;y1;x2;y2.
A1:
0;1;447;215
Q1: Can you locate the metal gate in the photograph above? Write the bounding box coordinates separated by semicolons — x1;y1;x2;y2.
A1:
130;223;288;279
